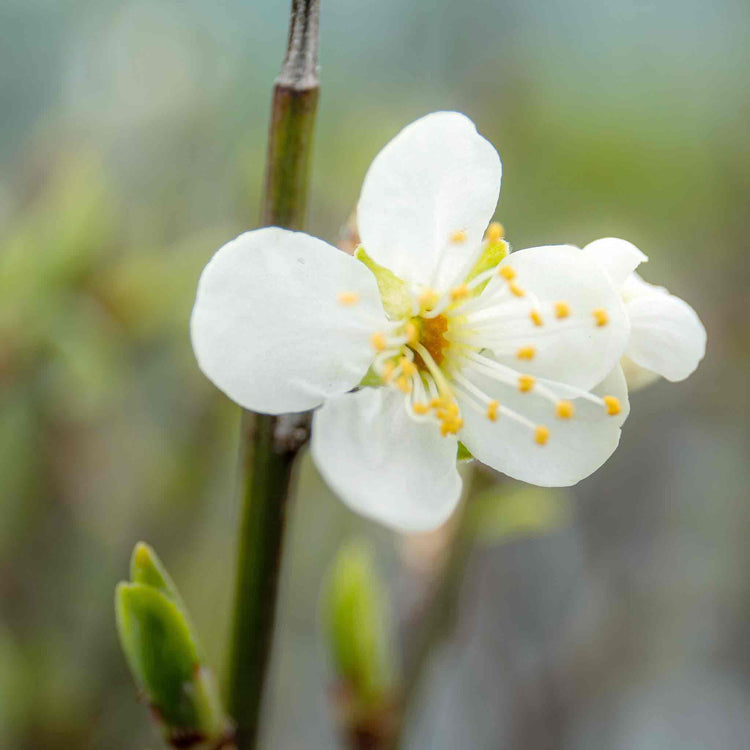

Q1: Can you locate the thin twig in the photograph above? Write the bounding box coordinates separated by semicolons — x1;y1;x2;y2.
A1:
226;2;321;748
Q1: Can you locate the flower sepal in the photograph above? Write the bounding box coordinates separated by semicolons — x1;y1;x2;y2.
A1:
457;441;475;462
358;366;385;388
464;223;509;292
354;246;413;319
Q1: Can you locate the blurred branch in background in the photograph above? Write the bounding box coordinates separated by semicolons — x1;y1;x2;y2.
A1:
318;461;572;749
394;467;478;744
393;472;572;749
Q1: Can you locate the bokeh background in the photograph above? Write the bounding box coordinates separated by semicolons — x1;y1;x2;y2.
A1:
1;0;748;747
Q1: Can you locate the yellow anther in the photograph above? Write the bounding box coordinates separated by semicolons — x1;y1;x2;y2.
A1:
450;229;467;243
436;402;460;420
370;332;387;352
603;395;621;416
412;402;430;415
534;425;550;445
405;321;419;346
450;283;469;302
486;222;505;243
399;357;417;377
530;309;544;327
337;291;360;306
381;360;396;382
509;281;525;297
592;308;609;327
396;375;412;394
556;400;574;419
516;345;536;361
486;400;499;421
498;265;516;281
440;418;463;437
518;374;536;393
554;300;570;319
429;397;445;409
418;288;440;310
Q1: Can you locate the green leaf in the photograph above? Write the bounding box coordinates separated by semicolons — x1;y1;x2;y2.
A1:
323;541;396;703
115;583;201;730
355;246;412;319
466;486;571;546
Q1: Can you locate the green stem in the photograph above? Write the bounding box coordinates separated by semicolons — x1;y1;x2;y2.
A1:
227;2;320;748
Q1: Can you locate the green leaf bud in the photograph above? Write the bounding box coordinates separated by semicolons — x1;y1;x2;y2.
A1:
115;544;231;747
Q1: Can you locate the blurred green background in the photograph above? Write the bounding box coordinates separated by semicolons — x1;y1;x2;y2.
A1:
1;0;748;747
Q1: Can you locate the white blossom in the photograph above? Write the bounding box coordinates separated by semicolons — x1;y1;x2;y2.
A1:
584;238;706;390
191;113;632;531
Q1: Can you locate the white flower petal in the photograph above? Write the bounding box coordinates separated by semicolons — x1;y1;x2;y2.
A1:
485;245;630;390
357;112;502;290
459;366;629;487
625;292;706;382
191;228;387;414
311;387;463;532
620;355;661;391
621;270;668;301
583;237;648;287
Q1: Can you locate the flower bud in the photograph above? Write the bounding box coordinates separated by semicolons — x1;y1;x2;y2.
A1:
324;542;396;712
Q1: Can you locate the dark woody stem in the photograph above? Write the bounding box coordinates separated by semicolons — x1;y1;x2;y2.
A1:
226;2;320;748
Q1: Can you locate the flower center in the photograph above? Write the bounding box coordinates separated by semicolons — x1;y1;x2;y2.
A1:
411;314;449;370
337;235;623;445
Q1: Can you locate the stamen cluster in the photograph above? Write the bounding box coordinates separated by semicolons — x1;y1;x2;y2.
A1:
339;223;622;448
